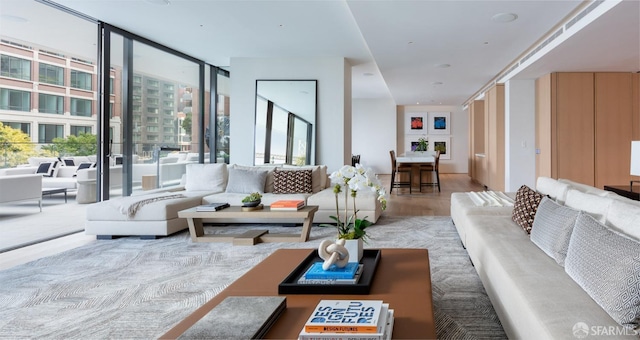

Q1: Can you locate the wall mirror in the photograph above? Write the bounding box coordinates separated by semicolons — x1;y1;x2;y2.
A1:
254;80;317;165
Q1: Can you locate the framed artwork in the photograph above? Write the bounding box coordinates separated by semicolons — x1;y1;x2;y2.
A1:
405;114;426;134
430;136;451;160
428;112;450;135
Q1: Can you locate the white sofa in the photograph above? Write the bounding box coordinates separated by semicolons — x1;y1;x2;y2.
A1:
0;174;42;211
0;163;79;190
84;163;383;238
451;177;640;339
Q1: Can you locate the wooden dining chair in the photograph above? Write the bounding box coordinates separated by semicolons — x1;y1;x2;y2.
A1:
389;150;412;194
419;150;441;192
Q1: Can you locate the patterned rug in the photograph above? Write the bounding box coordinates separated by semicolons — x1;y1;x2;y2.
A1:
0;216;506;339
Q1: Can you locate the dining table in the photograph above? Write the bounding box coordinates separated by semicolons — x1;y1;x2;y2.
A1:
396;152;436;191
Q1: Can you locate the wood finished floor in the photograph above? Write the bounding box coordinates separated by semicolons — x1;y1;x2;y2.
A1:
0;173;482;270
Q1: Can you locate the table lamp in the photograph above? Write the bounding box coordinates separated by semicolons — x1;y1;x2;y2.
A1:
631;141;640;191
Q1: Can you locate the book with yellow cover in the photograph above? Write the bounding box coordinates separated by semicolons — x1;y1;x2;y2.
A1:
271;199;305;210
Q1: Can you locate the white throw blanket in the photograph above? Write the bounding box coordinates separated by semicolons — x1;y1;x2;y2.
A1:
110;192;186;218
468;191;514;207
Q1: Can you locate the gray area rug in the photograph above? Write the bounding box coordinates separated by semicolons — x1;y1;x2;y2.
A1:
0;216;506;339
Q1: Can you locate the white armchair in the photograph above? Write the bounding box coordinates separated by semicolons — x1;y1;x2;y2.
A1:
0;174;43;211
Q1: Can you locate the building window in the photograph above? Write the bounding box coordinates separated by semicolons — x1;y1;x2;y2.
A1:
164;109;173;116
147;98;159;106
147;107;158;114
164;84;174;91
146;126;158;132
147;116;158;123
164;92;174;99
70;70;92;90
38;123;63;143
0;55;31;80
70;98;92;117
39;63;64;86
70;125;92;136
38;93;64;114
163;135;174;142
163;127;173;133
1;121;30;135
163;118;173;125
147;134;158;141
133;75;141;84
132;104;141;113
147;79;158;87
163;101;173;108
0;88;31;111
109;77;114;95
147;89;159;96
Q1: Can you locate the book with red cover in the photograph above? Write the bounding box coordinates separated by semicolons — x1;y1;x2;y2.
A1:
270;199;305;210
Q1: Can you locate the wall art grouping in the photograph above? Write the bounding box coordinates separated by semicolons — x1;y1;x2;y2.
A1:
404;112;452;159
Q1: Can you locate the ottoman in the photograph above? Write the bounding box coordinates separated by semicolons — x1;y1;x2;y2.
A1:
85;192;204;239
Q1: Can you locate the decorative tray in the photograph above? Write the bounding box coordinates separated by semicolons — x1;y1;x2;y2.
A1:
278;249;381;295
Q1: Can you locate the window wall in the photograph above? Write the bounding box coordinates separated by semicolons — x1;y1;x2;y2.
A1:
0;1;229;202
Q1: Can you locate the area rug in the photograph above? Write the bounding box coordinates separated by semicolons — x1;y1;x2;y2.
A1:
0;216;506;339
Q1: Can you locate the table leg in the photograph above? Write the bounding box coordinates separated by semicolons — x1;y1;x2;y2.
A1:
187;217;204;242
299;211;316;242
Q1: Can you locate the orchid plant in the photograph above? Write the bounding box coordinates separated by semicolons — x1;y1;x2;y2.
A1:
321;164;388;240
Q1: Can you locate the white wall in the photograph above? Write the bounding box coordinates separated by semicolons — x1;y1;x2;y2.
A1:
230;57;351;172
504;79;536;191
352;98;397;174
397;105;469;174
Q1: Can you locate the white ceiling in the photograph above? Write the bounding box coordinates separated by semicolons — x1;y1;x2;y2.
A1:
1;0;639;106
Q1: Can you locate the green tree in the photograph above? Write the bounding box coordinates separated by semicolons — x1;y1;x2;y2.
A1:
41;133;97;157
181;113;192;136
0;123;36;168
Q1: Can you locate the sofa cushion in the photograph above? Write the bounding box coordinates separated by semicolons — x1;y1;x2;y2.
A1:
530;197;580;266
606;199;640;242
225;167;268;194
232;164;280;192
273;169;313;194
565;212;640;329
185;163;227;192
536;176;570;203
511;184;543;234
36;161;61;177
564;189;612;224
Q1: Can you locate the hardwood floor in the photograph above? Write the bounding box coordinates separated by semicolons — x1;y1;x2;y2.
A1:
0;173;482;270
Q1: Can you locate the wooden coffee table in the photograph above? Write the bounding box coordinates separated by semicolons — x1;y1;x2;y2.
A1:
160;248;436;339
178;205;318;245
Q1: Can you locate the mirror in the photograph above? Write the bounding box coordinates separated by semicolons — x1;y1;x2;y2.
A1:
254;80;317;165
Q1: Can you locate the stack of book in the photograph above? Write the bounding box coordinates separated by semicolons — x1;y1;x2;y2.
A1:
298;300;394;340
297;261;363;285
271;199;305;211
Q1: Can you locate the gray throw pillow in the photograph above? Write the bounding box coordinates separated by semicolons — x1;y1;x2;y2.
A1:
530;197;580;266
565;212;640;329
225;168;268;194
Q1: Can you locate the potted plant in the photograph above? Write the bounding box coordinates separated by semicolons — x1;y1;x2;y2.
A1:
415;137;429;152
241;192;262;207
320;164;388;262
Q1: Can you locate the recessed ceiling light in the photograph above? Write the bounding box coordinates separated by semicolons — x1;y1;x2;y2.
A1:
435;64;450;68
144;0;170;5
491;13;518;23
363;72;374;77
1;14;28;22
408;41;414;45
432;82;443;86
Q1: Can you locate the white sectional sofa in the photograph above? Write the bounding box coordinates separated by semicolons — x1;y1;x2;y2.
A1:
85;163;383;238
0;162;79;190
0;174;43;211
451;177;640;339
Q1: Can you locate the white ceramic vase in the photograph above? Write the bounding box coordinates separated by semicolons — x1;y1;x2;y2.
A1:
342;238;364;263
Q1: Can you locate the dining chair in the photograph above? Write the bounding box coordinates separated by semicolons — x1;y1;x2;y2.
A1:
419;150;441;192
389;150;412;194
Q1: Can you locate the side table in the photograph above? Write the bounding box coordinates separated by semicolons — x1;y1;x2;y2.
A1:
603;185;640;201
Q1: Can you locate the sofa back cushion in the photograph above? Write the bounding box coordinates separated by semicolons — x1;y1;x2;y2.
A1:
530;197;580;266
512;184;543;234
273;169;313;194
536;176;571;204
564;189;612;224
185;163;227;192
565;212;640;329
225;167;268;194
606;199;640;242
232;164;280;192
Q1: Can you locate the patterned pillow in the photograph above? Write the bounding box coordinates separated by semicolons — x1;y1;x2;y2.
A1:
273;169;312;194
530;197;580;266
511;184;543;234
565;212;640;328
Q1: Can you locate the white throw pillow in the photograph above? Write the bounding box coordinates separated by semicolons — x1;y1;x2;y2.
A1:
232;164;280;192
185;163;227;192
225;167;268;194
530;197;580;266
606;199;640;242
